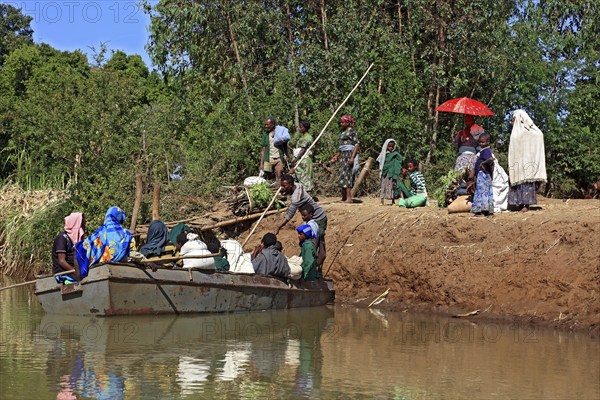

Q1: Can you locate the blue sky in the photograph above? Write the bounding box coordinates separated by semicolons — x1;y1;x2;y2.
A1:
3;1;156;66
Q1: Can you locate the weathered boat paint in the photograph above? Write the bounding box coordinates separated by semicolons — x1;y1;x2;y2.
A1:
35;263;335;316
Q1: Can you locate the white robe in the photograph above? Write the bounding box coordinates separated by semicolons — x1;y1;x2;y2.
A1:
493;159;509;212
508;109;547;186
179;240;214;268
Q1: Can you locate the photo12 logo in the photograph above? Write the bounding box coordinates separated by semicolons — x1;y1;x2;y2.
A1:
5;1;141;24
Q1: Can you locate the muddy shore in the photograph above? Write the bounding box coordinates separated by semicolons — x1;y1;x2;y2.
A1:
242;197;600;336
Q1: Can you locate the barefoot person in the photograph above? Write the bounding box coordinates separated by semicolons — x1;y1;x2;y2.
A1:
376;139;402;205
468;133;495;216
508;109;547;212
330;115;359;203
260;117;290;182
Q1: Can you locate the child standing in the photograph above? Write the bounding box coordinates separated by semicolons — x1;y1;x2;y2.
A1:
376;139;403;205
296;224;318;281
468;132;495;216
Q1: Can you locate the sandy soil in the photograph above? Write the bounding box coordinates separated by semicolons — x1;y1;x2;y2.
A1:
238;196;600;335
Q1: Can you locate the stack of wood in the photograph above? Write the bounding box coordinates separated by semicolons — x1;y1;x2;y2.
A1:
222;184;286;216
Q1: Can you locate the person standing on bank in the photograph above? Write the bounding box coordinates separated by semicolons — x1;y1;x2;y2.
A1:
260;117;290;182
330;115;359;203
376;139;403;205
290;120;315;192
52;212;85;284
508;109;547;212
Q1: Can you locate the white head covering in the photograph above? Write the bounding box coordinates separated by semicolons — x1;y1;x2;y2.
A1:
376;139;396;176
508;109;547;186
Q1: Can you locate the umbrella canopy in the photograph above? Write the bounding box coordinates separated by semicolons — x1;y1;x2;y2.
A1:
435;97;494;116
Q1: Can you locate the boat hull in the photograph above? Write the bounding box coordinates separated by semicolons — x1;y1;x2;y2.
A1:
35;264;335;316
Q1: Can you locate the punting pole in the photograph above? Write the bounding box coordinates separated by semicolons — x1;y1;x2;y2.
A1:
242;62;375;249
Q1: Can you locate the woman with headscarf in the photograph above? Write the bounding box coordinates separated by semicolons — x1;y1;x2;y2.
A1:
291;120;315;192
52;212;85;284
508;110;547;212
75;206;134;278
376;139;403;205
330;115;359;203
139;220;175;258
453;115;485;173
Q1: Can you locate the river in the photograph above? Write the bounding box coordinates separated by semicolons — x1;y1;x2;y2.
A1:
1;276;598;399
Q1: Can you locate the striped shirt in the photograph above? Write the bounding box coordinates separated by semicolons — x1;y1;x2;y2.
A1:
409;171;427;196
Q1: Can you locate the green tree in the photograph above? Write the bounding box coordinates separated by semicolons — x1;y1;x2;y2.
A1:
0;4;33;66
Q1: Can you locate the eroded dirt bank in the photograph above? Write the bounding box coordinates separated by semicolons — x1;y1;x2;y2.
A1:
241;197;600;335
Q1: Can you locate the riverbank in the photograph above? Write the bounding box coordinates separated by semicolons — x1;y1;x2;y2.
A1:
241;196;600;336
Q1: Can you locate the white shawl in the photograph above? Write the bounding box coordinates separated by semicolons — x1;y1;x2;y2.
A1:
376;139;396;177
508;109;547;186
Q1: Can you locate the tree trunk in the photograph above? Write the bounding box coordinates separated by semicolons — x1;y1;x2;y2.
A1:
152;183;160;221
226;12;253;115
397;0;403;38
352;157;375;197
426;22;446;166
285;2;300;131
130;174;143;232
320;0;329;51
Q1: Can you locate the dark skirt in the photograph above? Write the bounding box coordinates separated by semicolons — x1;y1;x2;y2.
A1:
338;150;355;188
508;182;537;206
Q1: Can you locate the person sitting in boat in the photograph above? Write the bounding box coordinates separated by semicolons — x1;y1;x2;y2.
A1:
75;206;135;279
175;232;215;269
52;212;85;284
251;233;290;278
139;220;175;259
296;224;318;281
206;240;230;272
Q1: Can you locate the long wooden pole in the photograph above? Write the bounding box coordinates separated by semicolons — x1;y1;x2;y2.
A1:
140;253;219;263
241;186;283;248
243;63;375;249
292;62;374;169
0;270;73;292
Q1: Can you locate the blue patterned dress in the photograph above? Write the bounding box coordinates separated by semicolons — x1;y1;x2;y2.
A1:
471;148;495;214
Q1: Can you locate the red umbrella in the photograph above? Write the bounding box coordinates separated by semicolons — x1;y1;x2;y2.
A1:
435;97;494;116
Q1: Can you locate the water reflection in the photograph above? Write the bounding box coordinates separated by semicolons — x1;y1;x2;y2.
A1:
32;307;333;399
1;276;599;399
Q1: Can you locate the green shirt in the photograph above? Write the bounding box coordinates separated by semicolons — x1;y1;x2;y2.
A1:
262;132;287;161
214;256;230;272
300;240;318;281
382;151;403;180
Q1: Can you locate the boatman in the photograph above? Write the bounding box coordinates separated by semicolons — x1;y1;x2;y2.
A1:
275;174;328;274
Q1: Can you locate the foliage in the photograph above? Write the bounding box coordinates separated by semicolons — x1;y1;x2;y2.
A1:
0;1;599;275
0;4;33;66
249;182;284;210
432;169;462;208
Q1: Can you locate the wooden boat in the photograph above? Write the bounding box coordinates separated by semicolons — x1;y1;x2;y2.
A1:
34;263;335;316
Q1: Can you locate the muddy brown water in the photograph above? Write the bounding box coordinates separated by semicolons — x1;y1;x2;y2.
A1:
1;275;599;399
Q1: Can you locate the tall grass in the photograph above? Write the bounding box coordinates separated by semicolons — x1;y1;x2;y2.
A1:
0;189;67;279
13;149;66;191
